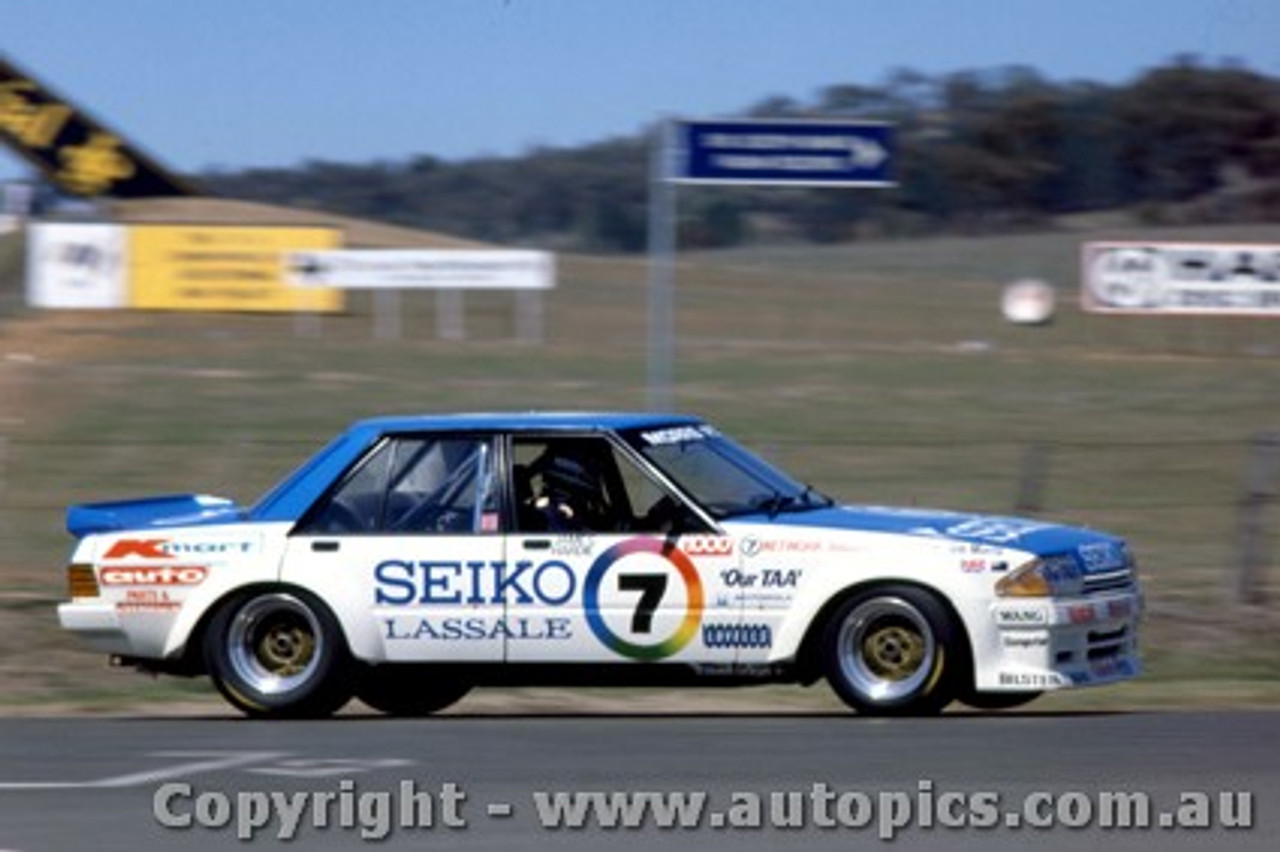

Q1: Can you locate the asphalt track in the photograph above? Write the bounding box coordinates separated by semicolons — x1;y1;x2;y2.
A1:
0;710;1273;851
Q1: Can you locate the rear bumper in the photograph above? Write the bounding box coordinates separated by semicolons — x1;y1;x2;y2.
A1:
57;601;133;656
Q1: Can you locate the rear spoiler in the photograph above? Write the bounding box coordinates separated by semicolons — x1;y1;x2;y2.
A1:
66;494;244;538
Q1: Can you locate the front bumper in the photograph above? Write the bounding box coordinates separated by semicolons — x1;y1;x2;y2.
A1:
977;588;1141;691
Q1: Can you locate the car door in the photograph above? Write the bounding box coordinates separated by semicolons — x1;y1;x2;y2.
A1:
503;433;742;664
280;432;505;663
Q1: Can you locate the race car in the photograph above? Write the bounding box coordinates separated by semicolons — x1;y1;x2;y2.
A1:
57;412;1141;718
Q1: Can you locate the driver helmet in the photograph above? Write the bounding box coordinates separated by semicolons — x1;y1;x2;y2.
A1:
541;455;601;502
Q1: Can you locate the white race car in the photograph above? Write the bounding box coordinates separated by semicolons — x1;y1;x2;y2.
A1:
58;413;1141;717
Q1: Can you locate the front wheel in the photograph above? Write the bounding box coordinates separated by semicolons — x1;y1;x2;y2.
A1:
204;589;353;718
823;585;960;716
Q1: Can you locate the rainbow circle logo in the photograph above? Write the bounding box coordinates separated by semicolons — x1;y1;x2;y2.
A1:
582;538;705;661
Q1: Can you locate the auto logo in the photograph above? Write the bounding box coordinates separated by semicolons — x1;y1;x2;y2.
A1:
98;566;209;586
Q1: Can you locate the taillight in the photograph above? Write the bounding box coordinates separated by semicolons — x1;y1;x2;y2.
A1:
67;564;100;598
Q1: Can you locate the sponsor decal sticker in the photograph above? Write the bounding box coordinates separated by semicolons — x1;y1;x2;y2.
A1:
1001;633;1049;649
720;568;801;589
679;535;734;557
550;535;595;557
822;540;863;554
374;559;576;606
945;518;1054;544
951;542;1005;555
583;538;705;661
373;541;709;660
993;604;1049;627
102;538;257;561
383;616;572;642
741;536;819;558
999;672;1066;688
701;623;773;649
103;539;171;560
116;589;183;613
99;566;209;586
639;425;717;446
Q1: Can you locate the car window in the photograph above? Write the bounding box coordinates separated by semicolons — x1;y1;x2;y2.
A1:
622;426;824;519
512;435;705;534
300;435;498;534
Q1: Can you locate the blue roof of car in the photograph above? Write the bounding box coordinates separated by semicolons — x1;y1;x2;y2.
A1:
349;411;698;436
249;411;701;522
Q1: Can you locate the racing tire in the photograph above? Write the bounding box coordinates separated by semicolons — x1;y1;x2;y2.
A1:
958;690;1042;711
204;589;353;718
355;666;472;716
823;585;959;716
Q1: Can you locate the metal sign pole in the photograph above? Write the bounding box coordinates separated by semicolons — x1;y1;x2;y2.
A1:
644;117;895;411
436;290;466;340
646;120;677;412
374;289;402;340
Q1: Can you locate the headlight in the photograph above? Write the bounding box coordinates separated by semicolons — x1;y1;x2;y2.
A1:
996;555;1084;598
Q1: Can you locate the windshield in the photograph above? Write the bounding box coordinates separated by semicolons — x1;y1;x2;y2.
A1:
620;423;832;519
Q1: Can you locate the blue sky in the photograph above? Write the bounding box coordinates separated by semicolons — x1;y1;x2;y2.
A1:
3;0;1279;180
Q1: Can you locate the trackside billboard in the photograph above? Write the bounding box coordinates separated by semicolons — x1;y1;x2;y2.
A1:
285;249;555;290
27;223;345;313
129;225;343;312
1083;242;1280;316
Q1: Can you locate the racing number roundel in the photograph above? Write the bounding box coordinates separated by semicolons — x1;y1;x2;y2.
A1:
582;538;705;661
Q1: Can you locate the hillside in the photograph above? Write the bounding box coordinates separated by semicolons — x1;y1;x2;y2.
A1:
202;61;1280;252
106;196;487;249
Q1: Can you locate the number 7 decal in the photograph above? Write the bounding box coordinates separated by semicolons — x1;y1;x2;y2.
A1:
584;538;705;661
617;572;668;634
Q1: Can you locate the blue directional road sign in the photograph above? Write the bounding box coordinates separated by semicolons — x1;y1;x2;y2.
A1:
675;118;895;187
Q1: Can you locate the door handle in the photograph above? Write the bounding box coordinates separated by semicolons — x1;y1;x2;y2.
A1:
522;539;551;551
311;540;340;552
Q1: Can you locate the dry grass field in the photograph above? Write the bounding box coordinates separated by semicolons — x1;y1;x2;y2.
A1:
1;207;1278;713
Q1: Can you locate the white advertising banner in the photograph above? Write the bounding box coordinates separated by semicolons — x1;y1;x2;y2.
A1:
285;249;555;290
25;222;128;309
1083;242;1280;316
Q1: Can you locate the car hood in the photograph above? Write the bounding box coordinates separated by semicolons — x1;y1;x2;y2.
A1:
733;504;1124;558
66;494;247;538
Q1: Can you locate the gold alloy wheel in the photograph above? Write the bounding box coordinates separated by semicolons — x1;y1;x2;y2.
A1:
835;596;938;704
226;593;325;696
860;622;927;681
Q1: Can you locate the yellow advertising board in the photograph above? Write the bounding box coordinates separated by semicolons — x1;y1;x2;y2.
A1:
128;225;344;313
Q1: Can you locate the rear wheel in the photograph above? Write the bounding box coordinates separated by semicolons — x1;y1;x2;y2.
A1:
355;666;471;716
823;585;959;716
204;590;352;718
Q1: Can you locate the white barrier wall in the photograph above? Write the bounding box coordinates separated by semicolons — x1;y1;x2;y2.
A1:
26;222;345;313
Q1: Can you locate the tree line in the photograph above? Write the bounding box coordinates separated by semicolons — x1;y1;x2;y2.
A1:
204;58;1280;252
